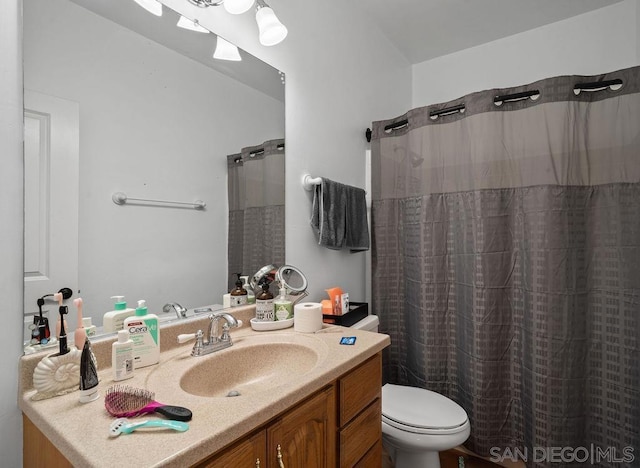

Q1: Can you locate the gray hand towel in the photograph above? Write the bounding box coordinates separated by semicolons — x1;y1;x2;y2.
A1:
311;177;369;252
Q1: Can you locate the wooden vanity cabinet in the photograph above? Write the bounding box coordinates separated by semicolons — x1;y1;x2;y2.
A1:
198;430;267;467
197;385;336;468
267;385;336;467
337;353;382;467
200;353;382;468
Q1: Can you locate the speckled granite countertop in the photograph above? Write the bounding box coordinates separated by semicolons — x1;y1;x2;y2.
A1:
19;306;389;467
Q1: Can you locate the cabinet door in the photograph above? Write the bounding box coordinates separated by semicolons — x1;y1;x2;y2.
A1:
267;385;336;468
197;430;266;468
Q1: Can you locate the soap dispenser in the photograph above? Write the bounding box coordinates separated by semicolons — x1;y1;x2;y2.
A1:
240;275;256;304
255;281;274;321
230;273;248;307
274;285;293;321
103;296;136;333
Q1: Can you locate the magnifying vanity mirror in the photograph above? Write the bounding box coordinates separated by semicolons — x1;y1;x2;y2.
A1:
22;0;285;348
251;265;308;304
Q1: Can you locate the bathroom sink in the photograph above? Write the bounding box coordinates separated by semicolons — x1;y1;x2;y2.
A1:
174;335;325;398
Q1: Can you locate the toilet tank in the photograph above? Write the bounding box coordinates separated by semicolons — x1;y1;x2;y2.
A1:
350;315;379;332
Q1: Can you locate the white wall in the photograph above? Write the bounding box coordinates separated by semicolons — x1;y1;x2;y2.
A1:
163;0;413;303
2;0;411;464
24;0;285;320
0;1;25;466
412;0;640;107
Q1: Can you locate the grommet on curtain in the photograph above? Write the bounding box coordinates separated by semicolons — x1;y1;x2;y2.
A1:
494;90;540;107
429;104;465;120
384;119;409;133
573;78;623;95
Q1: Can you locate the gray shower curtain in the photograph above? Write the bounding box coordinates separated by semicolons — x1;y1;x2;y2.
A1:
227;139;285;290
371;66;639;467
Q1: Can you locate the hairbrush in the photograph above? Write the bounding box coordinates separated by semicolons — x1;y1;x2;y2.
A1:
104;385;192;421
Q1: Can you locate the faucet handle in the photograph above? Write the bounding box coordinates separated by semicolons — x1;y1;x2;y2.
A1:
220;318;243;342
180;330;205;357
177;332;198;344
220;323;231;342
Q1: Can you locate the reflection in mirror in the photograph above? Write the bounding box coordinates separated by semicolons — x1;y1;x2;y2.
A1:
23;0;285;350
249;264;308;305
227;139;285;292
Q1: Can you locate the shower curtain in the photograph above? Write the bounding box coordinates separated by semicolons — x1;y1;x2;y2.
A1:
370;66;639;467
227;139;285;291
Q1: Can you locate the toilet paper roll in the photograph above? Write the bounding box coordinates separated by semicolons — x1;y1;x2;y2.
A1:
294;302;323;333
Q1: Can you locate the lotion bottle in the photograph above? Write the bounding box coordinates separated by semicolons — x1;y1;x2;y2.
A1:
103;296;136;333
273;287;293;321
123;300;159;369
112;330;134;381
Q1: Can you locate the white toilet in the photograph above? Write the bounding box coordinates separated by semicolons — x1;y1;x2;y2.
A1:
351;315;471;468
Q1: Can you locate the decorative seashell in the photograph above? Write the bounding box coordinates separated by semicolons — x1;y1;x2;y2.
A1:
31;349;82;401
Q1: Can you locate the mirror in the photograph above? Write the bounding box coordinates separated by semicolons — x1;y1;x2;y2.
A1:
250;264;308;304
23;0;285;348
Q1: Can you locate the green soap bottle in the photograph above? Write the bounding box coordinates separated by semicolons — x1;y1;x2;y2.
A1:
273;287;293;321
123;300;159;369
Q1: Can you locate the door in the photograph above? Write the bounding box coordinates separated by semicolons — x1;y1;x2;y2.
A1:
23;90;79;337
267;385;336;468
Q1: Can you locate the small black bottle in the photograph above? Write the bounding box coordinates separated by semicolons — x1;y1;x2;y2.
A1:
255;282;274;321
230;273;248;307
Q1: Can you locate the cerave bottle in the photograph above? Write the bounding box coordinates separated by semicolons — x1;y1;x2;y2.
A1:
123;300;159;369
103;295;136;333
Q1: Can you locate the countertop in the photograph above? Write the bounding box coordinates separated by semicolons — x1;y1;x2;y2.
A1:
19;307;390;467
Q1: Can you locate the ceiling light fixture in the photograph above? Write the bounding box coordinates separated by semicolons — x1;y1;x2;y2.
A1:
255;0;287;46
185;0;288;46
187;0;224;7
133;0;163;16
224;0;255;15
176;15;209;32
213;37;242;61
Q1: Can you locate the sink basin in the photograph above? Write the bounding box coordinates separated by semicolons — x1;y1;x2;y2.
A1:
179;341;320;398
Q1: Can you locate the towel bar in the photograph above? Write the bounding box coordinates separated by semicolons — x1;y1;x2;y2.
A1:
302;174;322;191
112;192;206;210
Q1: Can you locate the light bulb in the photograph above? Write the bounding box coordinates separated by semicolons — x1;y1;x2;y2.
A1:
132;0;162;16
224;0;255;15
213;37;242;61
256;6;288;46
177;16;209;33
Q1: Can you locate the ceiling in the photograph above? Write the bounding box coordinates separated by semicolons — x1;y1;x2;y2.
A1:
352;0;625;64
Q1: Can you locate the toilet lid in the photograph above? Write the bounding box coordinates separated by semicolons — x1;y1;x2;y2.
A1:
382;384;468;430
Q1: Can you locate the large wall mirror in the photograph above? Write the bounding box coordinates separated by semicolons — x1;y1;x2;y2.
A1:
23;0;285;347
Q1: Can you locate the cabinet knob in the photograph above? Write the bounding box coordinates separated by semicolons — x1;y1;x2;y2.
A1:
276;444;285;468
255;457;261;467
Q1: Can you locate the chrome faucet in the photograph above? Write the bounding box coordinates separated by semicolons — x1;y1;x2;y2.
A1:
163;302;187;319
178;313;241;357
